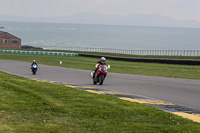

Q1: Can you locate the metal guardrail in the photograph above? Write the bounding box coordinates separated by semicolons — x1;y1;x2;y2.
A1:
23;46;200;56
79;54;200;65
0;50;78;56
1;49;199;65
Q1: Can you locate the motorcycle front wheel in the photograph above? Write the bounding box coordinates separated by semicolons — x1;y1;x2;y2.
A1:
93;78;97;84
32;69;37;75
99;76;104;85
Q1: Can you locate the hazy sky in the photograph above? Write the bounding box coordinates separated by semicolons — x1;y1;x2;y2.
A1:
0;0;200;22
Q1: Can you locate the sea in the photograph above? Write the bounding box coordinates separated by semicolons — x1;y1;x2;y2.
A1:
0;21;200;50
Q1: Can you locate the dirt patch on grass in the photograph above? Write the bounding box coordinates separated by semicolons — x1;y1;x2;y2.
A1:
0;115;13;123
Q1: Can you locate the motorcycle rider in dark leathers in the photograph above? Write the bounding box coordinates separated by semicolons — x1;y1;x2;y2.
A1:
31;60;38;69
93;57;106;77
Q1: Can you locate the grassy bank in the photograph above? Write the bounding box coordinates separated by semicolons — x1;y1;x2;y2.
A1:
0;71;200;132
1;52;200;79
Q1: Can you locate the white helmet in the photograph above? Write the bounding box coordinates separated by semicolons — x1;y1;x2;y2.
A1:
33;60;36;63
101;57;106;63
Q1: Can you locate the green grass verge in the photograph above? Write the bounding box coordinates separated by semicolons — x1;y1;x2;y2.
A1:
0;71;200;132
1;52;200;80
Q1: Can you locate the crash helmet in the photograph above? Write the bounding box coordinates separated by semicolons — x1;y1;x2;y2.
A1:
101;57;106;63
33;60;36;63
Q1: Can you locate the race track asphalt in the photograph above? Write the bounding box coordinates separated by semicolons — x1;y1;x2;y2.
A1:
1;60;200;111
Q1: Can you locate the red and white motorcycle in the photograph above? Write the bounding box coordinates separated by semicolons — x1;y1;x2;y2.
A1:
91;64;110;85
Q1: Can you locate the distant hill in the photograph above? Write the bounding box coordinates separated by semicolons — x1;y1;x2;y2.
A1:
1;12;200;28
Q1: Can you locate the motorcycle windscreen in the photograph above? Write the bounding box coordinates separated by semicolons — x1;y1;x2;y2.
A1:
99;65;107;72
33;65;37;68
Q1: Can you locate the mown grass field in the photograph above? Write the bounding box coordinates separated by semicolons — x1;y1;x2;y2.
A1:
0;71;200;133
1;52;200;79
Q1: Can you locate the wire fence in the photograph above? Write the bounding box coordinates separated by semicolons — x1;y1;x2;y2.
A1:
21;46;200;56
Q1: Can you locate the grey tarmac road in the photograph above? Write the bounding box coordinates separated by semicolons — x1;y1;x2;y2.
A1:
1;60;200;111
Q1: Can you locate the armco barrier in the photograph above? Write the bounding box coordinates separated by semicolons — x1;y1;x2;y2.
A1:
0;50;78;56
79;54;200;65
26;46;200;56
